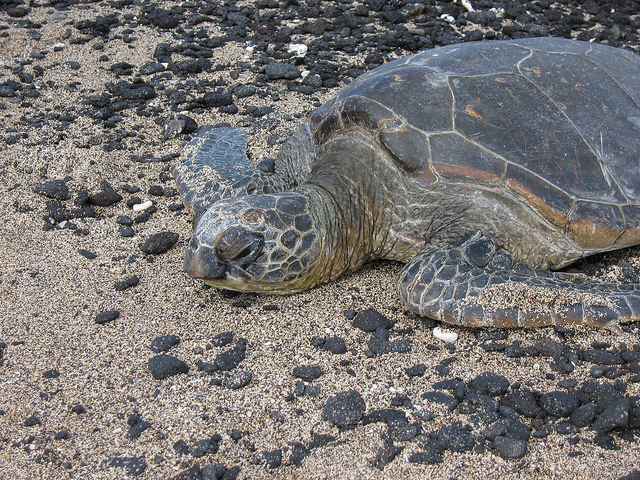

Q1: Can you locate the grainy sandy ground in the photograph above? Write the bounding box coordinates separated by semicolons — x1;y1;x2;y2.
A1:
1;2;640;479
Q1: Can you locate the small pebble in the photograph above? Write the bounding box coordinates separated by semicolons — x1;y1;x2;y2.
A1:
225;370;252;389
539;391;580;418
322;389;366;427
592;398;630;432
140;232;178;254
493;435;527;459
292;365;322;381
34;180;70;200
108;456;146;476
88;190;123;207
150;335;181;353
24;415;41;427
95;310;120;325
148;354;189;380
352;309;393;332
322;336;347;354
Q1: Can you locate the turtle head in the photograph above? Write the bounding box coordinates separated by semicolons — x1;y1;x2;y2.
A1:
184;192;323;293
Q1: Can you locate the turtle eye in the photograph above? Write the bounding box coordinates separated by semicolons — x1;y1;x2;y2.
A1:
215;226;265;266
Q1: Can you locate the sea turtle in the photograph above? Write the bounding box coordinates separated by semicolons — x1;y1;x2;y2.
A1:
173;37;640;331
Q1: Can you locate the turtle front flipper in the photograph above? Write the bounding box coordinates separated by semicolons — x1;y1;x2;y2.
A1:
172;126;287;216
398;232;640;331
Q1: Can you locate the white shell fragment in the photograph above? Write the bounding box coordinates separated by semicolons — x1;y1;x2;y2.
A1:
132;200;153;212
440;13;455;23
460;0;475;12
288;43;308;57
433;327;458;343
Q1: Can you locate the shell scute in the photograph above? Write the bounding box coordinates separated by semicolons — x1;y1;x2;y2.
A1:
407;41;527;76
566;201;625;249
378;125;431;175
451;73;626;204
340;95;398;133
430;133;505;183
520;50;640;202
618;205;640;246
504;164;574;228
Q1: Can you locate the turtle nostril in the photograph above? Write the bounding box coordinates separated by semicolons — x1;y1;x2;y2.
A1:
215;226;264;266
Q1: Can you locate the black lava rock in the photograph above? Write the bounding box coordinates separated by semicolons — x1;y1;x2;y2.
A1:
263;449;282;469
469;371;510;396
292;365;322;381
422;391;459;411
150;335;181;353
24;415;41;427
352;309;394;332
592;397;630;432
539;391;580;418
191;435;222;457
43;369;60;379
88;190;123;207
408;449;443;464
265;62;301;80
406;364;427;377
127;415;151;439
78;248;98;259
372;441;403;470
368;327;410;355
108;456;146;476
140;232;179;254
433;379;467;400
148;354;189;380
212;332;234;347
95;310;120;325
114;275;140;291
322;336;347;354
437;423;475;452
54;430;70;440
493;435;527;459
500;389;541;418
215;339;247;371
35;180;70;200
581;349;625;365
119;226;135;237
201;463;228;480
225;370;252;389
570;402;597;428
203;92;233;107
322;389;366;427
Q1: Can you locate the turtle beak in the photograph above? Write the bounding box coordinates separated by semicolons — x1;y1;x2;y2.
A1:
183;237;226;280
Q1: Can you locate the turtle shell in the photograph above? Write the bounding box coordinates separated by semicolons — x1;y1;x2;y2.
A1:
307;38;640;250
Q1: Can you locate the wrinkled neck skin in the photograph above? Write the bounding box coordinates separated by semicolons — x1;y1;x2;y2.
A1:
297;129;395;284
